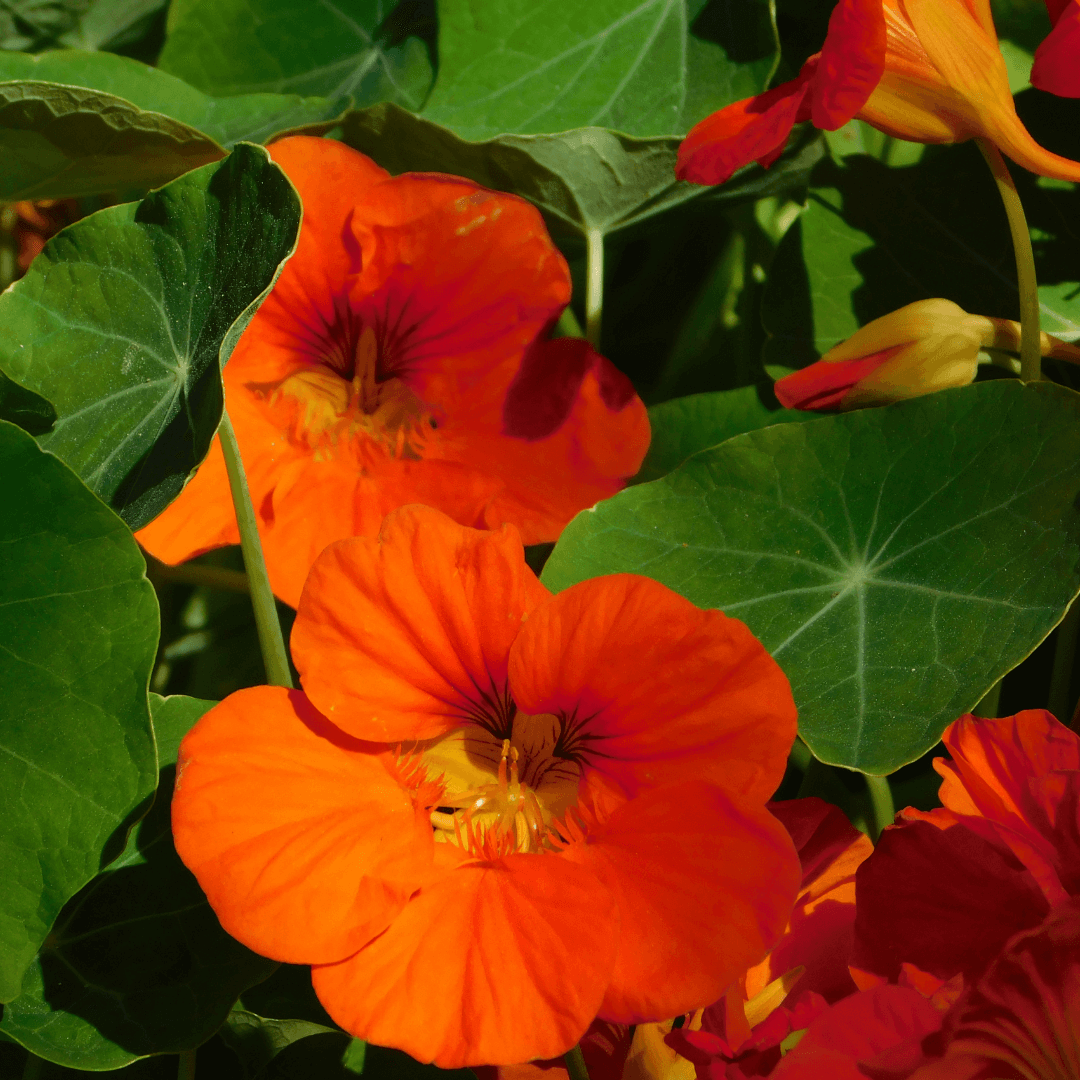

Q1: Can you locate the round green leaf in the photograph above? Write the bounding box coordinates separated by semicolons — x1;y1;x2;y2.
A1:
542;381;1080;774
0;694;276;1068
0;421;158;1004
0;143;302;530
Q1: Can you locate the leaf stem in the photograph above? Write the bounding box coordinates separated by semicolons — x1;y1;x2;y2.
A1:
584;227;604;350
143;554;250;594
1049;599;1080;724
865;775;895;842
177;1049;197;1080
21;1052;43;1080
564;1045;592;1080
764;0;782;90
218;408;293;688
977;140;1041;381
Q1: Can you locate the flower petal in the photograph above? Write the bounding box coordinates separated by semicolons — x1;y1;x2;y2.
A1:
561;780;800;1023
1032;0;1080;97
853;817;1050;983
676;63;816;186
774;351;905;411
508;574;797;800
171;686;433;964
293;506;549;741
811;0;887;129
311;853;618;1069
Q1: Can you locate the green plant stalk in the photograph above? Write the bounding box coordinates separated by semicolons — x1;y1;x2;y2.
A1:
218;408;293;689
1048;599;1080;723
21;1052;43;1080
557;305;586;339
977;140;1041;382
564;1045;592;1080
974;678;1003;718
865;775;895;843
178;1049;197;1080
764;0;782;90
584;226;604;350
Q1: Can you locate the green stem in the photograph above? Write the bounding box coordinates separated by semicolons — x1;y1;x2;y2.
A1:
218;408;293;688
974;678;1002;718
143;555;250;594
564;1045;591;1080
977;139;1041;382
584;227;604;350
177;1049;197;1080
764;0;782;90
865;774;895;843
556;305;585;339
796;755;830;799
1048;599;1080;724
21;1052;44;1080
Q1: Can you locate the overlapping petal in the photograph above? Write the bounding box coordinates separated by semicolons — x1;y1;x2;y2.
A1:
171;687;434;964
506;574;798;800
293;506;549;742
1032;0;1080;97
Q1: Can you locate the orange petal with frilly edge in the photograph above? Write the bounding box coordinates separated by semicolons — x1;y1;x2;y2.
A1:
507;574;797;800
560;779;800;1024
171;686;434;964
311;852;618;1069
676;62;816;186
811;0;886;129
292;506;550;742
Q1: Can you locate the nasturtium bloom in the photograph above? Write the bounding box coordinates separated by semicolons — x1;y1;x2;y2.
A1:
1033;0;1080;98
677;0;1080;186
137;136;650;607
172;506;801;1068
774;299;1080;411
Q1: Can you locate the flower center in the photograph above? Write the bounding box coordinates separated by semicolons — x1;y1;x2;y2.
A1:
263;326;436;460
423;712;582;856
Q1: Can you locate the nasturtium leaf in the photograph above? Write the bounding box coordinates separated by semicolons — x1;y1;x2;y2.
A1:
635;386;807;484
158;0;432;108
338;102;823;239
0;143;301;530
0;50;343;171
0;421;157;1004
422;0;776;139
0;694;276;1069
59;0;166;51
0;371;55;436
0;0;88;50
0;80;224;201
542;381;1080;775
221;1009;340;1078
762;150;1080;376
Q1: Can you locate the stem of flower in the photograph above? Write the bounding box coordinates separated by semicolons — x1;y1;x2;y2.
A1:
764;0;782;90
218;408;293;689
864;775;895;843
177;1049;197;1080
21;1052;43;1080
143;553;250;594
564;1045;592;1080
556;305;585;339
584;226;604;350
977;139;1041;382
1048;599;1080;724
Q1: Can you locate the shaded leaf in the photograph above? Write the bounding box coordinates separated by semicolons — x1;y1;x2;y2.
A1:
337;101;824;238
158;0;432;107
542;381;1080;774
0;371;55;436
0;143;301;529
221;1009;338;1079
422;0;776;138
0;80;224;201
0;694;276;1068
0;0;88;50
59;0;166;51
635;386;807;484
0;420;157;1003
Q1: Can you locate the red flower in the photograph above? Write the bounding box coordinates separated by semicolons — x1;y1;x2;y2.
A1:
137;137;649;606
171;506;800;1068
678;0;1080;187
1033;0;1080;98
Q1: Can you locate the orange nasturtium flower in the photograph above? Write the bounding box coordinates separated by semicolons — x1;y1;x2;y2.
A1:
676;0;1080;187
171;505;802;1068
1033;0;1080;98
773;299;1080;411
136;136;650;607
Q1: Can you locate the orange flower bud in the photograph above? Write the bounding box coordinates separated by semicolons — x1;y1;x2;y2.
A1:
773;298;1080;410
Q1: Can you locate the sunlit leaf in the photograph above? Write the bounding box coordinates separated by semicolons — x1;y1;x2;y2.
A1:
0;694;275;1067
543;381;1080;774
422;0;776;138
0;421;157;1004
158;0;432;108
0;143;301;529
